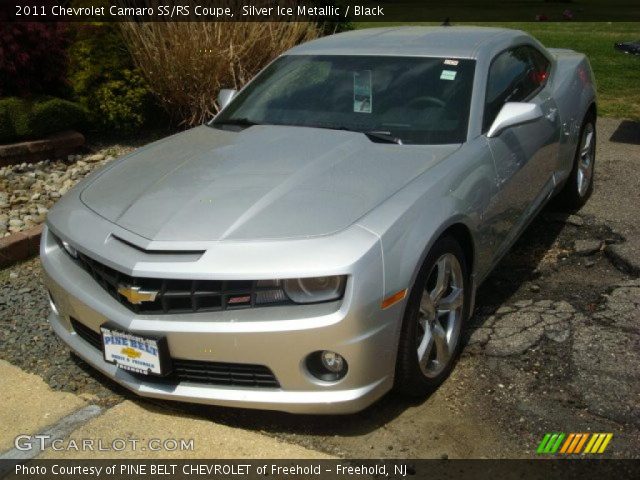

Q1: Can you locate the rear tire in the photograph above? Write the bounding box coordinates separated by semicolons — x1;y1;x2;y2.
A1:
556;112;596;210
395;235;470;397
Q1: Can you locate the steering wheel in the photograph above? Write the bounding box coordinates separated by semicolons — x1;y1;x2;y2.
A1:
406;96;447;109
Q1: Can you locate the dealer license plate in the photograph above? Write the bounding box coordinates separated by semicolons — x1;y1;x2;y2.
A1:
100;326;168;376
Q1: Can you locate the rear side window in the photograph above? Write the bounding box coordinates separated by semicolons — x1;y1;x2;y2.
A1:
483;46;551;132
526;46;551;86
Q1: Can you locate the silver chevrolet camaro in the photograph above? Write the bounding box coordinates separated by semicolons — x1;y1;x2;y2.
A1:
41;27;596;414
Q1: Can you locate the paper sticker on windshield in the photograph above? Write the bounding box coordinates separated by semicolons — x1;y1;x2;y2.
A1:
444;59;459;66
353;70;372;113
440;70;457;81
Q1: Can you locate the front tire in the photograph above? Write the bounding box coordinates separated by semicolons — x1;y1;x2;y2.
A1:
395;235;470;397
556;112;596;210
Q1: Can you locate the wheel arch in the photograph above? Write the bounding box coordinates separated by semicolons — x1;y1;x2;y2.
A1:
392;221;476;393
440;223;475;278
585;101;597;121
401;218;478;311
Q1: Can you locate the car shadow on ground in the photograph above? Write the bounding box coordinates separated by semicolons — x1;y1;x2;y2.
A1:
609;120;640;145
106;207;571;438
469;208;569;317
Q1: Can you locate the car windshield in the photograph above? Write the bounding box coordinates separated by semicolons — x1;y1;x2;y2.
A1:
211;55;476;145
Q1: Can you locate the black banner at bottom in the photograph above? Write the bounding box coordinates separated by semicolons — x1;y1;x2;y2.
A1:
1;459;639;480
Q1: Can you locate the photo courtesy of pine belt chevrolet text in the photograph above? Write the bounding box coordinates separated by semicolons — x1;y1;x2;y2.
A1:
41;27;597;414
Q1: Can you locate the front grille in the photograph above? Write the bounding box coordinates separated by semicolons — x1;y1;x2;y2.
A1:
76;253;292;314
70;318;280;388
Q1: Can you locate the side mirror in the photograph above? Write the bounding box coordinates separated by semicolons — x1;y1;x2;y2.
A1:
217;89;237;110
487;102;544;138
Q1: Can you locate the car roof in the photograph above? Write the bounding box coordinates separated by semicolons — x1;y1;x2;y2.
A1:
287;26;526;59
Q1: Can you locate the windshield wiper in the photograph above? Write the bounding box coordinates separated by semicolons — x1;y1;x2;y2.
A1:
311;125;403;144
363;130;403;145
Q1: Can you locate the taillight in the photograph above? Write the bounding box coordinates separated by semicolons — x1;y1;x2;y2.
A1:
578;66;591;86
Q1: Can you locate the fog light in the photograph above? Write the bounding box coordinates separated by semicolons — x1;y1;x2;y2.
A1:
306;350;348;382
321;351;344;373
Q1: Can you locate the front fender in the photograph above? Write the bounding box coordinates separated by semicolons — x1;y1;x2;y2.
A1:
357;139;495;310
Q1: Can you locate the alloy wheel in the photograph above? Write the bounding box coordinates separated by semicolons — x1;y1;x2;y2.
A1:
416;253;464;378
577;122;595;197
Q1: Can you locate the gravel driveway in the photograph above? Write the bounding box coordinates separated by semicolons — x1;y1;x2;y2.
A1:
0;118;638;459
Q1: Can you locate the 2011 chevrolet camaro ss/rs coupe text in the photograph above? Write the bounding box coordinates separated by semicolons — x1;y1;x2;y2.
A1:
41;27;597;414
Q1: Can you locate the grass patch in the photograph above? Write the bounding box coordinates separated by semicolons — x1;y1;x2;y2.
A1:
355;22;640;120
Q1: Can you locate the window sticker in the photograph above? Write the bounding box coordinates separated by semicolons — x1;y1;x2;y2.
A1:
440;69;457;81
353;70;372;113
444;59;459;66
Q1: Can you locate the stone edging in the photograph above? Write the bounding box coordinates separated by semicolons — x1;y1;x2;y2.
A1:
0;224;42;269
0;131;85;167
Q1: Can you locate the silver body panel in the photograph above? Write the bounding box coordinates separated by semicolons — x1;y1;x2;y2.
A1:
41;27;596;414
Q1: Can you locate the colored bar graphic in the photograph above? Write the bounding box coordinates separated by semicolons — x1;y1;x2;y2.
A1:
538;433;613;455
550;433;565;453
597;433;613;453
592;433;606;452
584;434;598;454
545;434;559;453
567;434;582;453
584;433;613;454
537;433;552;454
560;433;575;454
574;433;589;453
537;433;566;454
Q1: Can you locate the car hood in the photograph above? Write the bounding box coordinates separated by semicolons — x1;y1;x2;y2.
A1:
80;125;458;241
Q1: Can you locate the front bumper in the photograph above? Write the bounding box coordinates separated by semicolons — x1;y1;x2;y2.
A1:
41;225;402;414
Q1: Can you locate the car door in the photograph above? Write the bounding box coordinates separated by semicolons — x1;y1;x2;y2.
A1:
483;45;559;260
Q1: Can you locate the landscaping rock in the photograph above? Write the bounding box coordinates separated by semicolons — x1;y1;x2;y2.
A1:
573;239;602;256
566;214;585;227
0;145;133;237
85;153;106;163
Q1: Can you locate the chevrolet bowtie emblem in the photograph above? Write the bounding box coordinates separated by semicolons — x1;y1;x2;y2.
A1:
117;285;159;304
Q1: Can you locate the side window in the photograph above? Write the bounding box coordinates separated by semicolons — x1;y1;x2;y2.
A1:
525;46;551;88
483;46;549;132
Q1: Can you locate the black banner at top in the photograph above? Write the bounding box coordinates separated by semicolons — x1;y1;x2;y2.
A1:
3;0;640;23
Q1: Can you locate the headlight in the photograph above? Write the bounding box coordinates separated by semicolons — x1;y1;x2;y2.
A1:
61;240;78;258
283;276;346;304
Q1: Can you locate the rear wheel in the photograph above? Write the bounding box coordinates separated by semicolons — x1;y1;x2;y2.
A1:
395;236;470;396
556;113;596;210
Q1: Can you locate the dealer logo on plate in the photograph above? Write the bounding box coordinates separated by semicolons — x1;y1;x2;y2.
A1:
121;347;142;359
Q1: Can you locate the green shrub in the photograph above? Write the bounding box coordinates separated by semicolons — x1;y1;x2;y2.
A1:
68;23;162;133
93;70;159;132
29;98;89;138
0;104;15;144
0;98;30;142
0;97;88;144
